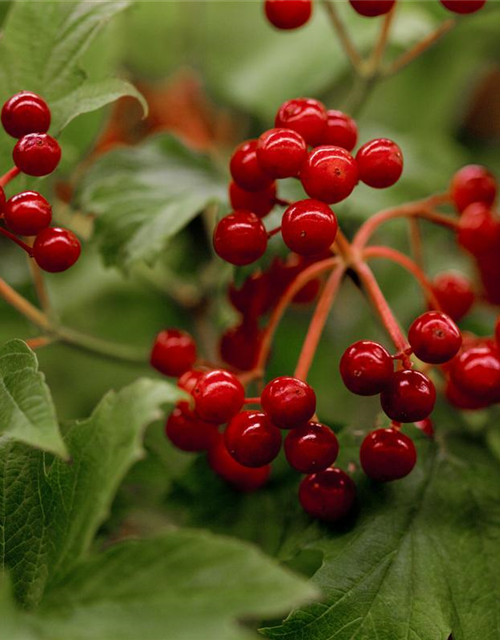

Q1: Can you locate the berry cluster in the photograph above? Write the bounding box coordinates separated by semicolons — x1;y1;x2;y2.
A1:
264;0;487;31
0;92;80;272
215;97;402;267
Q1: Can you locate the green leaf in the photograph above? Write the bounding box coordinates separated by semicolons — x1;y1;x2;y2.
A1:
76;134;226;271
263;432;500;640
0;0;145;172
0;340;67;458
0;378;183;608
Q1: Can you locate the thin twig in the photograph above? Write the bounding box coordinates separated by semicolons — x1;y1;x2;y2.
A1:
321;0;365;72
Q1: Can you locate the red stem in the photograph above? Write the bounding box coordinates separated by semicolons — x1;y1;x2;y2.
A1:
267;226;282;238
0;167;21;188
0;226;34;256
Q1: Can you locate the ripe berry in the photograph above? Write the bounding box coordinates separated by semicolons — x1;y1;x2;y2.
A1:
192;369;245;424
349;1;396;17
0;187;5;213
275;98;327;147
1;91;51;138
165;407;218;452
457;202;500;255
13;133;61;176
257;128;307;179
356;138;403;189
477;253;500;305
220;322;263;371
3;191;52;236
229;271;273;318
340;340;393;396
208;434;271;491
449;344;500;403
360;428;416;482
281;199;338;256
264;0;313;29
408;311;462;364
230;140;273;192
300;146;358;204
445;379;490;410
299;468;356;522
284;422;339;473
432;271;475;322
380;369;436;423
213;210;267;266
150;329;197;377
323;110;358;152
229;180;276;218
440;0;486;13
261;376;316;429
224;411;282;467
450;164;497;213
177;368;204;412
33;227;81;273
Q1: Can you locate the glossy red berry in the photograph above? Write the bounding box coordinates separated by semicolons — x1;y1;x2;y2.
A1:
192;369;245;424
340;340;393;396
356;138;403;188
1;91;51;138
457;202;500;255
275;98;327;147
281;199;338;256
449;344;500;403
220;322;263;371
229;180;276;218
150;329;197;377
208;434;270;491
13;133;61;177
360;428;416;482
322;110;358;152
349;0;396;17
408;311;462;365
165;407;218;452
257;128;307;179
299;468;356;522
224;411;282;467
432;272;475;322
264;0;312;29
285;422;339;473
3;191;52;236
177;368;204;412
213;210;267;266
230;140;273;192
380;369;436;423
300;146;358;204
450;164;497;213
261;376;316;429
440;0;486;13
33;227;81;273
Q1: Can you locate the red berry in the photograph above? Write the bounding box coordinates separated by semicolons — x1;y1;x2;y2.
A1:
208;434;270;491
177;368;205;412
292;275;321;304
322;110;358;152
476;253;500;305
150;329;197;377
408;311;462;365
340;340;393;396
300;146;358;204
349;0;396;17
257;128;307;179
450;164;497;213
3;191;52;236
229;271;273;318
229;180;276;218
275;98;327;147
33;227;81;273
284;422;339;473
261;376;316;429
220;322;263;371
230;140;273;192
165;407;218;452
299;468;356;522
213;210;267;266
13;133;61;177
440;0;486;13
360;428;416;482
224;411;282;467
380;369;436;423
457;202;500;255
356;138;403;189
264;0;312;29
1;91;51;138
445;379;490;410
449;343;500;403
192;369;245;424
432;272;475;322
0;187;5;213
281;198;338;256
